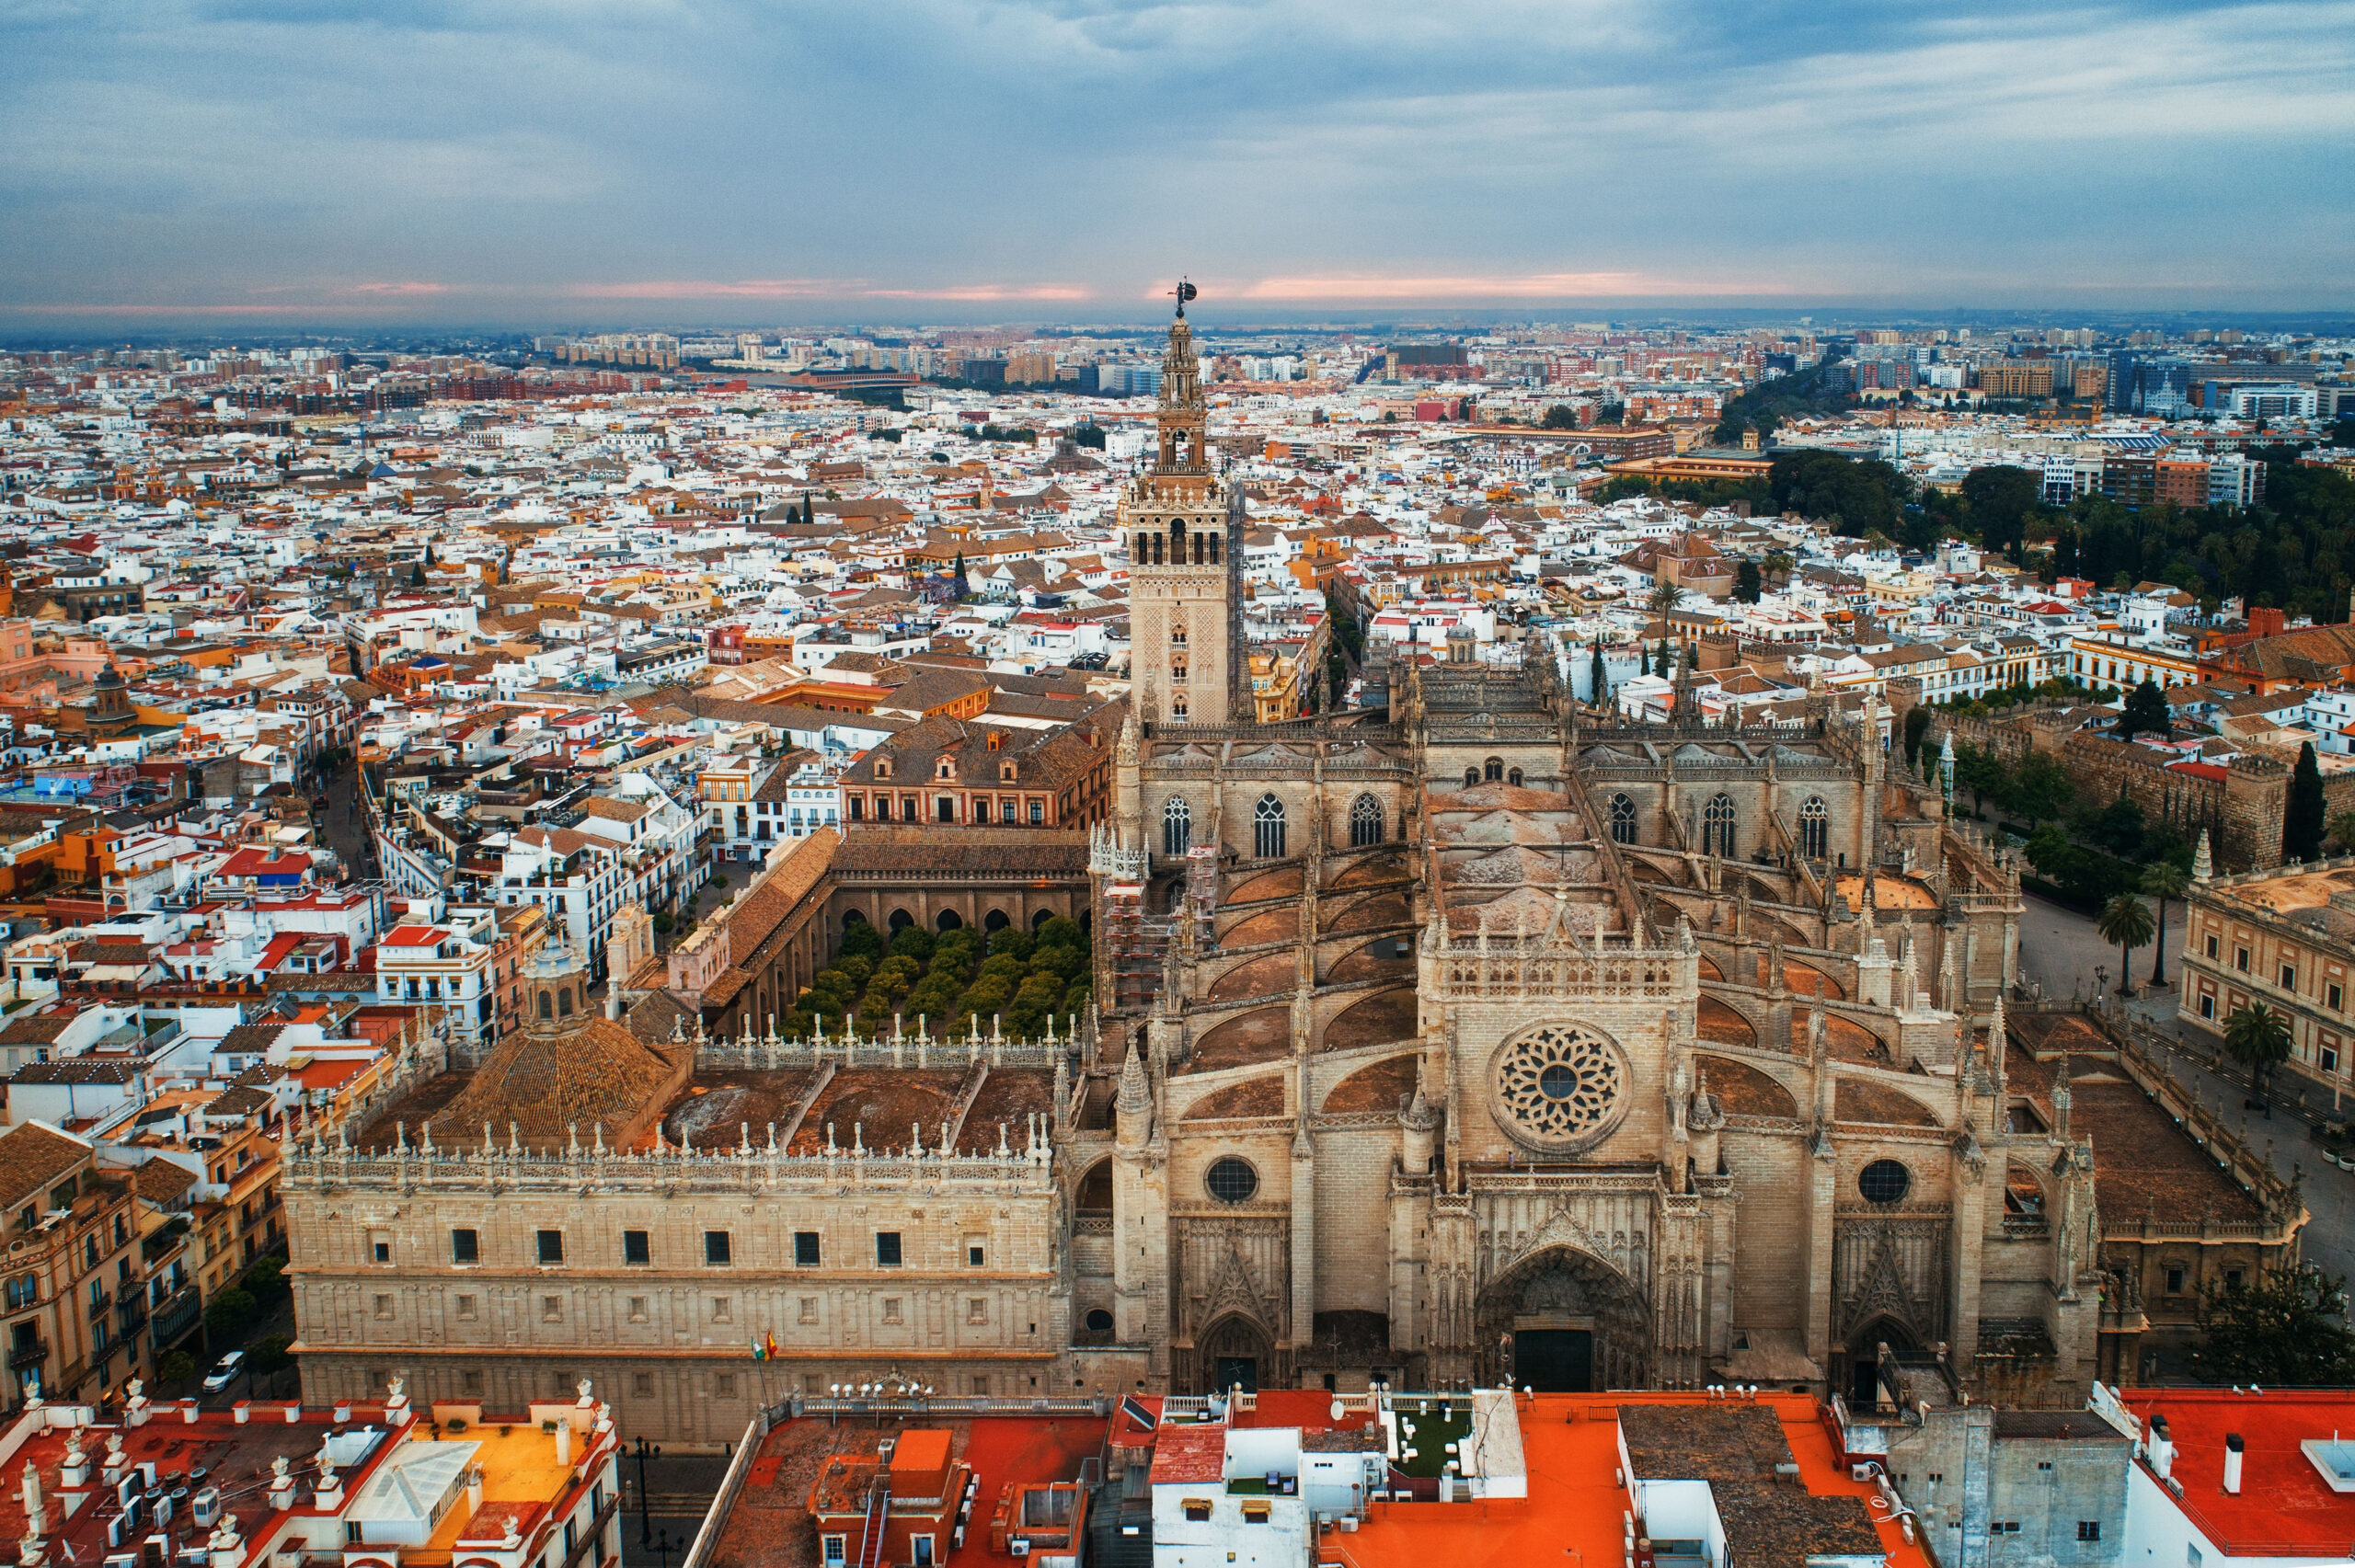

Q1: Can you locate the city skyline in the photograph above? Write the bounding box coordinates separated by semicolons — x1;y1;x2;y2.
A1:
4;0;2351;327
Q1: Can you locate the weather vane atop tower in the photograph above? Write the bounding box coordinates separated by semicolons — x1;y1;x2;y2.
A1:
1171;278;1198;319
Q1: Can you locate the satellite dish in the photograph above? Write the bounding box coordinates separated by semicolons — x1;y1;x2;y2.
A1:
1330;1401;1345;1423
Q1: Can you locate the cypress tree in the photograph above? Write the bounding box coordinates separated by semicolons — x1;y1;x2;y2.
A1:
2287;741;2327;863
1654;638;1670;677
1588;642;1606;706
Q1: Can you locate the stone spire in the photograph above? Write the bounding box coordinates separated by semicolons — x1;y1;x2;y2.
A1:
2192;829;2212;883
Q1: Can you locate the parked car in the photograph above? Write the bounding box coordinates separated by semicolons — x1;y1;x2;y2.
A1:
201;1351;244;1393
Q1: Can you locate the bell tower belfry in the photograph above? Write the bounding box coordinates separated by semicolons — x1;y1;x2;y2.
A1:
1124;280;1246;727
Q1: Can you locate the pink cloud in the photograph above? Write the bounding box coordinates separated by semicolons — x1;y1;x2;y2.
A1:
1222;271;1799;301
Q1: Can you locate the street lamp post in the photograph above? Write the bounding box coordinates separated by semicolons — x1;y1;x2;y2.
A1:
634;1436;661;1546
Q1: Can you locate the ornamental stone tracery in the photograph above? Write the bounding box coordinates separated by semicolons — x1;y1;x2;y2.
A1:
1488;1023;1631;1153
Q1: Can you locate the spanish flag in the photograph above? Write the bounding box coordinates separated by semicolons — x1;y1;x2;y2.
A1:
764;1331;781;1360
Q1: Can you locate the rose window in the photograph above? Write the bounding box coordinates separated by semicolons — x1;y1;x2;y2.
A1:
1492;1024;1628;1150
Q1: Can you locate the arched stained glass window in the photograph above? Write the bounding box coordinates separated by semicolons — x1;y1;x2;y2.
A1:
1254;794;1287;859
1164;796;1192;857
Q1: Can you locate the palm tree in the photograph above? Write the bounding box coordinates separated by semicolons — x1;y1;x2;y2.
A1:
2223;1001;2294;1096
1763;551;1796;588
2095;892;2155;995
1646;578;1686;633
2142;862;2191;988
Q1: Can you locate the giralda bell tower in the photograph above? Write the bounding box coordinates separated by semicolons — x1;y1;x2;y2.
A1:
1123;280;1246;727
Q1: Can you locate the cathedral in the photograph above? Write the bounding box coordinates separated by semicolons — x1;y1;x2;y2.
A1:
281;300;2303;1449
1073;295;2237;1408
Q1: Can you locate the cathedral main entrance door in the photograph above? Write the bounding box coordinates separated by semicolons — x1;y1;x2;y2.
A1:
1512;1329;1592;1392
1475;1245;1654;1391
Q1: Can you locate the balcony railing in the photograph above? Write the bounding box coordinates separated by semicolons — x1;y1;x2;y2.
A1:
6;1341;46;1370
86;1291;110;1322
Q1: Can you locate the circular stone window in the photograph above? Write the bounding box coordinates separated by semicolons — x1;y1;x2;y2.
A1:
1085;1309;1115;1333
1490;1024;1629;1152
1858;1159;1912;1205
1205;1156;1259;1204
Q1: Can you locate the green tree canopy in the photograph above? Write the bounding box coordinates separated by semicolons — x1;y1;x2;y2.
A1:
2288;742;2327;862
1959;464;2043;558
2096;893;2155;991
2116;678;2173;741
2223;1001;2293;1092
2194;1265;2355;1385
1733;560;1763;602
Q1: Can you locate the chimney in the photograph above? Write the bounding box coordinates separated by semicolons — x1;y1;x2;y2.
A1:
2223;1433;2244;1495
466;1466;483;1517
2149;1415;2174;1480
555;1420;572;1466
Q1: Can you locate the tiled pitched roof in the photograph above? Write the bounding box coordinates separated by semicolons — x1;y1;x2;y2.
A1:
0;1123;90;1212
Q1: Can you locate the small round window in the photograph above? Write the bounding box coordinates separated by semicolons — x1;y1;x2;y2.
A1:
1205;1157;1259;1204
1858;1160;1912;1205
1085;1309;1115;1333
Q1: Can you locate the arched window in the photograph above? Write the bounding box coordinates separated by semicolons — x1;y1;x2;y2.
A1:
1798;795;1829;860
1703;793;1738;858
1164;796;1192;857
1208;533;1221;564
1484;757;1504;782
557;986;574;1017
1350;794;1383;847
1609;793;1637;845
936;909;963;932
1254;794;1287;859
537;990;553;1021
1464;767;1480;788
1506;768;1523;788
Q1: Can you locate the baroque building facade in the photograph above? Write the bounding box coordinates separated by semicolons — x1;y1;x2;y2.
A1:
281;303;2305;1447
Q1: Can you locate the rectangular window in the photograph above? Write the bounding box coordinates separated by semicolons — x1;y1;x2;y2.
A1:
821;1538;847;1567
711;1297;733;1322
847;796;864;821
628;1296;649;1322
2165;1265;2186;1293
968;1242;987;1268
536;1230;565;1265
2206;934;2220;959
705;1230;732;1266
456;1294;477;1321
1183;1502;1212;1523
799;1297;819;1323
714;1373;737;1399
373;1293;394;1320
1028;799;1044;824
2331;983;2344;1012
794;1231;821;1266
936;795;955;823
968;1298;988;1324
541;1295;562;1322
2283;964;2298;990
2236;947;2250;973
876;1231;902;1267
971;1376;991;1395
2077;1522;2101;1542
2200;993;2216;1020
373;1240;391;1264
634;1373;655;1398
620;1230;652;1265
2326;1047;2342;1074
883;1297;903;1324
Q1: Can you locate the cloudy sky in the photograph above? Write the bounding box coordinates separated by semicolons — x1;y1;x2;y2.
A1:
3;0;2350;327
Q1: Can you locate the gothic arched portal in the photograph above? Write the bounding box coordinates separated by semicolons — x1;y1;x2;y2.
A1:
1474;1245;1653;1392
